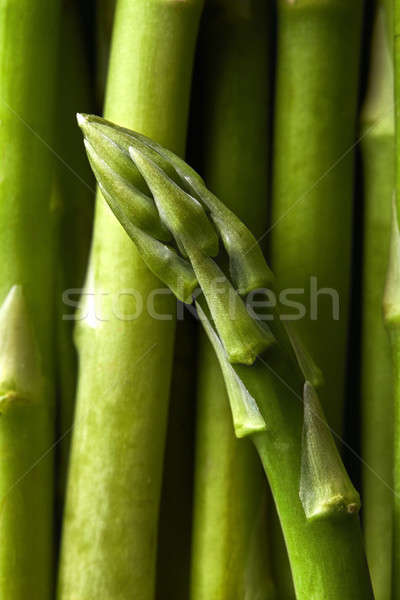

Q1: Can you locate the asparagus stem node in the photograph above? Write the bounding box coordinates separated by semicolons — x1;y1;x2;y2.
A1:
299;381;360;521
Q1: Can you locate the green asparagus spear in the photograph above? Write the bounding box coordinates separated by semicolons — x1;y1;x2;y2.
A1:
57;1;203;598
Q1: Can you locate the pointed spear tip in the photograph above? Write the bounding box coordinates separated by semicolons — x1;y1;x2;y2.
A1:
0;285;44;403
76;112;88;128
128;145;145;165
76;112;96;138
300;380;360;521
76;111;85;124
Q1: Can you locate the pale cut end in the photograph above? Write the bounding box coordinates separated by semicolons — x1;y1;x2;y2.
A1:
383;197;400;326
0;285;43;404
299;381;361;521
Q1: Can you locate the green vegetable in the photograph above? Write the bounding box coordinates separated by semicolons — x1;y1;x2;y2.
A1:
270;0;364;433
57;1;204;598
189;3;276;594
54;0;94;508
384;205;400;599
96;0;117;108
390;0;400;595
360;7;394;599
155;315;198;599
0;0;60;596
82;118;374;599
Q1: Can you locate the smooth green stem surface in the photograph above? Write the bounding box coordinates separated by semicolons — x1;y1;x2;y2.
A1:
270;0;364;433
395;0;400;222
190;2;275;597
389;328;400;597
381;0;393;53
57;1;203;598
193;337;274;599
0;0;60;597
271;511;296;599
54;0;94;507
96;0;116;109
393;0;400;594
155;316;197;600
360;9;394;599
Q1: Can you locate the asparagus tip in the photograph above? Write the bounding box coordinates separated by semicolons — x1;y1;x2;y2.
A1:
76;112;88;130
76;111;90;126
0;285;44;405
129;145;220;258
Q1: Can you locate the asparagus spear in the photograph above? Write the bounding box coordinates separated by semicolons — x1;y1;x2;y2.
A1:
57;1;203;598
381;0;393;52
270;1;364;577
384;207;400;598
189;1;275;597
389;0;400;595
270;0;364;434
54;0;94;508
80;117;374;598
96;0;116;109
155;315;198;599
360;7;394;599
0;0;61;596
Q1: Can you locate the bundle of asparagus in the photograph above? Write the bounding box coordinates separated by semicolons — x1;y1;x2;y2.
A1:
1;1;399;598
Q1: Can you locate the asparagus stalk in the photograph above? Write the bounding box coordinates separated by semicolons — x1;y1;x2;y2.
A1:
271;512;296;599
360;8;394;599
96;0;116;109
381;0;393;54
270;0;364;433
56;3;94;305
155;316;198;599
390;0;400;594
80;118;374;598
54;0;94;507
193;338;274;599
384;209;400;598
189;1;275;597
0;0;61;596
57;1;203;598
